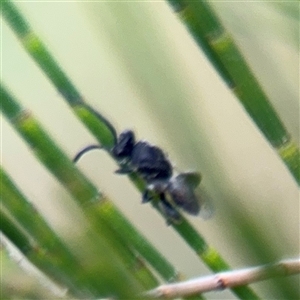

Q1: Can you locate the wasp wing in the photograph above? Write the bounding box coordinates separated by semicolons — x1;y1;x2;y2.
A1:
194;186;214;219
167;173;201;215
167;172;213;218
176;172;202;188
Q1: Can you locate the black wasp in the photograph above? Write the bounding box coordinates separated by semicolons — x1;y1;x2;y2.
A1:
74;130;210;224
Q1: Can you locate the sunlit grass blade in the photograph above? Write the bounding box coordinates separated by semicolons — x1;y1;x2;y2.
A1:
166;0;299;184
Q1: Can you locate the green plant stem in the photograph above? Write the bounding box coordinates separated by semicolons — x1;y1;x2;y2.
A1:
1;167;144;297
0;209;83;297
1;0;115;150
1;167;93;295
167;0;299;185
1;0;188;287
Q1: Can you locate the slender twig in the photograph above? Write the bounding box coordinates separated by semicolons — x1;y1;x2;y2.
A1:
166;0;300;184
147;258;300;299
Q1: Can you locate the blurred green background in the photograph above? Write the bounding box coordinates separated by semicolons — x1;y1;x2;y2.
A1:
1;1;299;299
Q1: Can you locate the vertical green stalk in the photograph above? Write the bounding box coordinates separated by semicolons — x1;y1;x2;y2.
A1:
167;0;299;184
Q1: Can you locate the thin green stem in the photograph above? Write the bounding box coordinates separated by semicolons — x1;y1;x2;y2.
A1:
1;166;149;296
167;0;299;184
0;209;83;297
1;167;93;295
1;211;32;256
1;0;116;149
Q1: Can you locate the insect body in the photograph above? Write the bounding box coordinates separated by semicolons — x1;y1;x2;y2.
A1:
74;129;204;223
112;130;173;182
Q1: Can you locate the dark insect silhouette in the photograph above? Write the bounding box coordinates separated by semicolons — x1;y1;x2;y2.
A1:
74;130;211;224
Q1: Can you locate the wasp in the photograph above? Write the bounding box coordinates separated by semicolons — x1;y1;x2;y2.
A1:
74;130;211;224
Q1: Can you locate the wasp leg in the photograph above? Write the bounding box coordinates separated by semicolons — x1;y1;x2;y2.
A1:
73;145;103;163
114;166;133;174
142;189;153;203
158;194;182;225
142;180;168;204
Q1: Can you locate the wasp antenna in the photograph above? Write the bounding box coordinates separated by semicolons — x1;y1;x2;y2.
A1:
73;145;103;163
